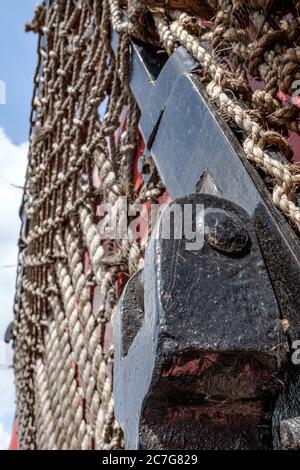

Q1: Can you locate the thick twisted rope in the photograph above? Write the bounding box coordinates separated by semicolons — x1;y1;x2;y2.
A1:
154;9;300;231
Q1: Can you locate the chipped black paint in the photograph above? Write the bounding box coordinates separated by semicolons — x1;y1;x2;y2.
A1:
114;194;286;450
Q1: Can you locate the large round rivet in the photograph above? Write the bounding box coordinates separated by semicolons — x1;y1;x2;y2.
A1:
204;209;250;255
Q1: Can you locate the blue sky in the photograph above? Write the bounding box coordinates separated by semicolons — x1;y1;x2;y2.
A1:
0;0;38;449
0;0;38;143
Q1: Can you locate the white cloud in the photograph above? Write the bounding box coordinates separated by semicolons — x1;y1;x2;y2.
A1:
0;366;15;415
0;128;28;338
0;366;15;449
0;128;28;185
0;128;28;447
0;421;10;450
0;341;13;367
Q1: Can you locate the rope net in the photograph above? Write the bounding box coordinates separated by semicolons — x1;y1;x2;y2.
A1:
14;0;300;450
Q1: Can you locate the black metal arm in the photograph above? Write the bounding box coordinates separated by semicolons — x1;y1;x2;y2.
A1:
113;35;300;450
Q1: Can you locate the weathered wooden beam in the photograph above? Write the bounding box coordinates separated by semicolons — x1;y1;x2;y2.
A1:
142;0;217;16
122;0;288;21
121;0;217;19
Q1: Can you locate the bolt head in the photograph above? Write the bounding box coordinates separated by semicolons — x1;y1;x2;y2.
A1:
204;209;250;255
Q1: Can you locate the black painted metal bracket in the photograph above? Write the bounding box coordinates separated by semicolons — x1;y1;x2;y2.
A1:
117;35;300;339
112;35;300;449
114;194;286;450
